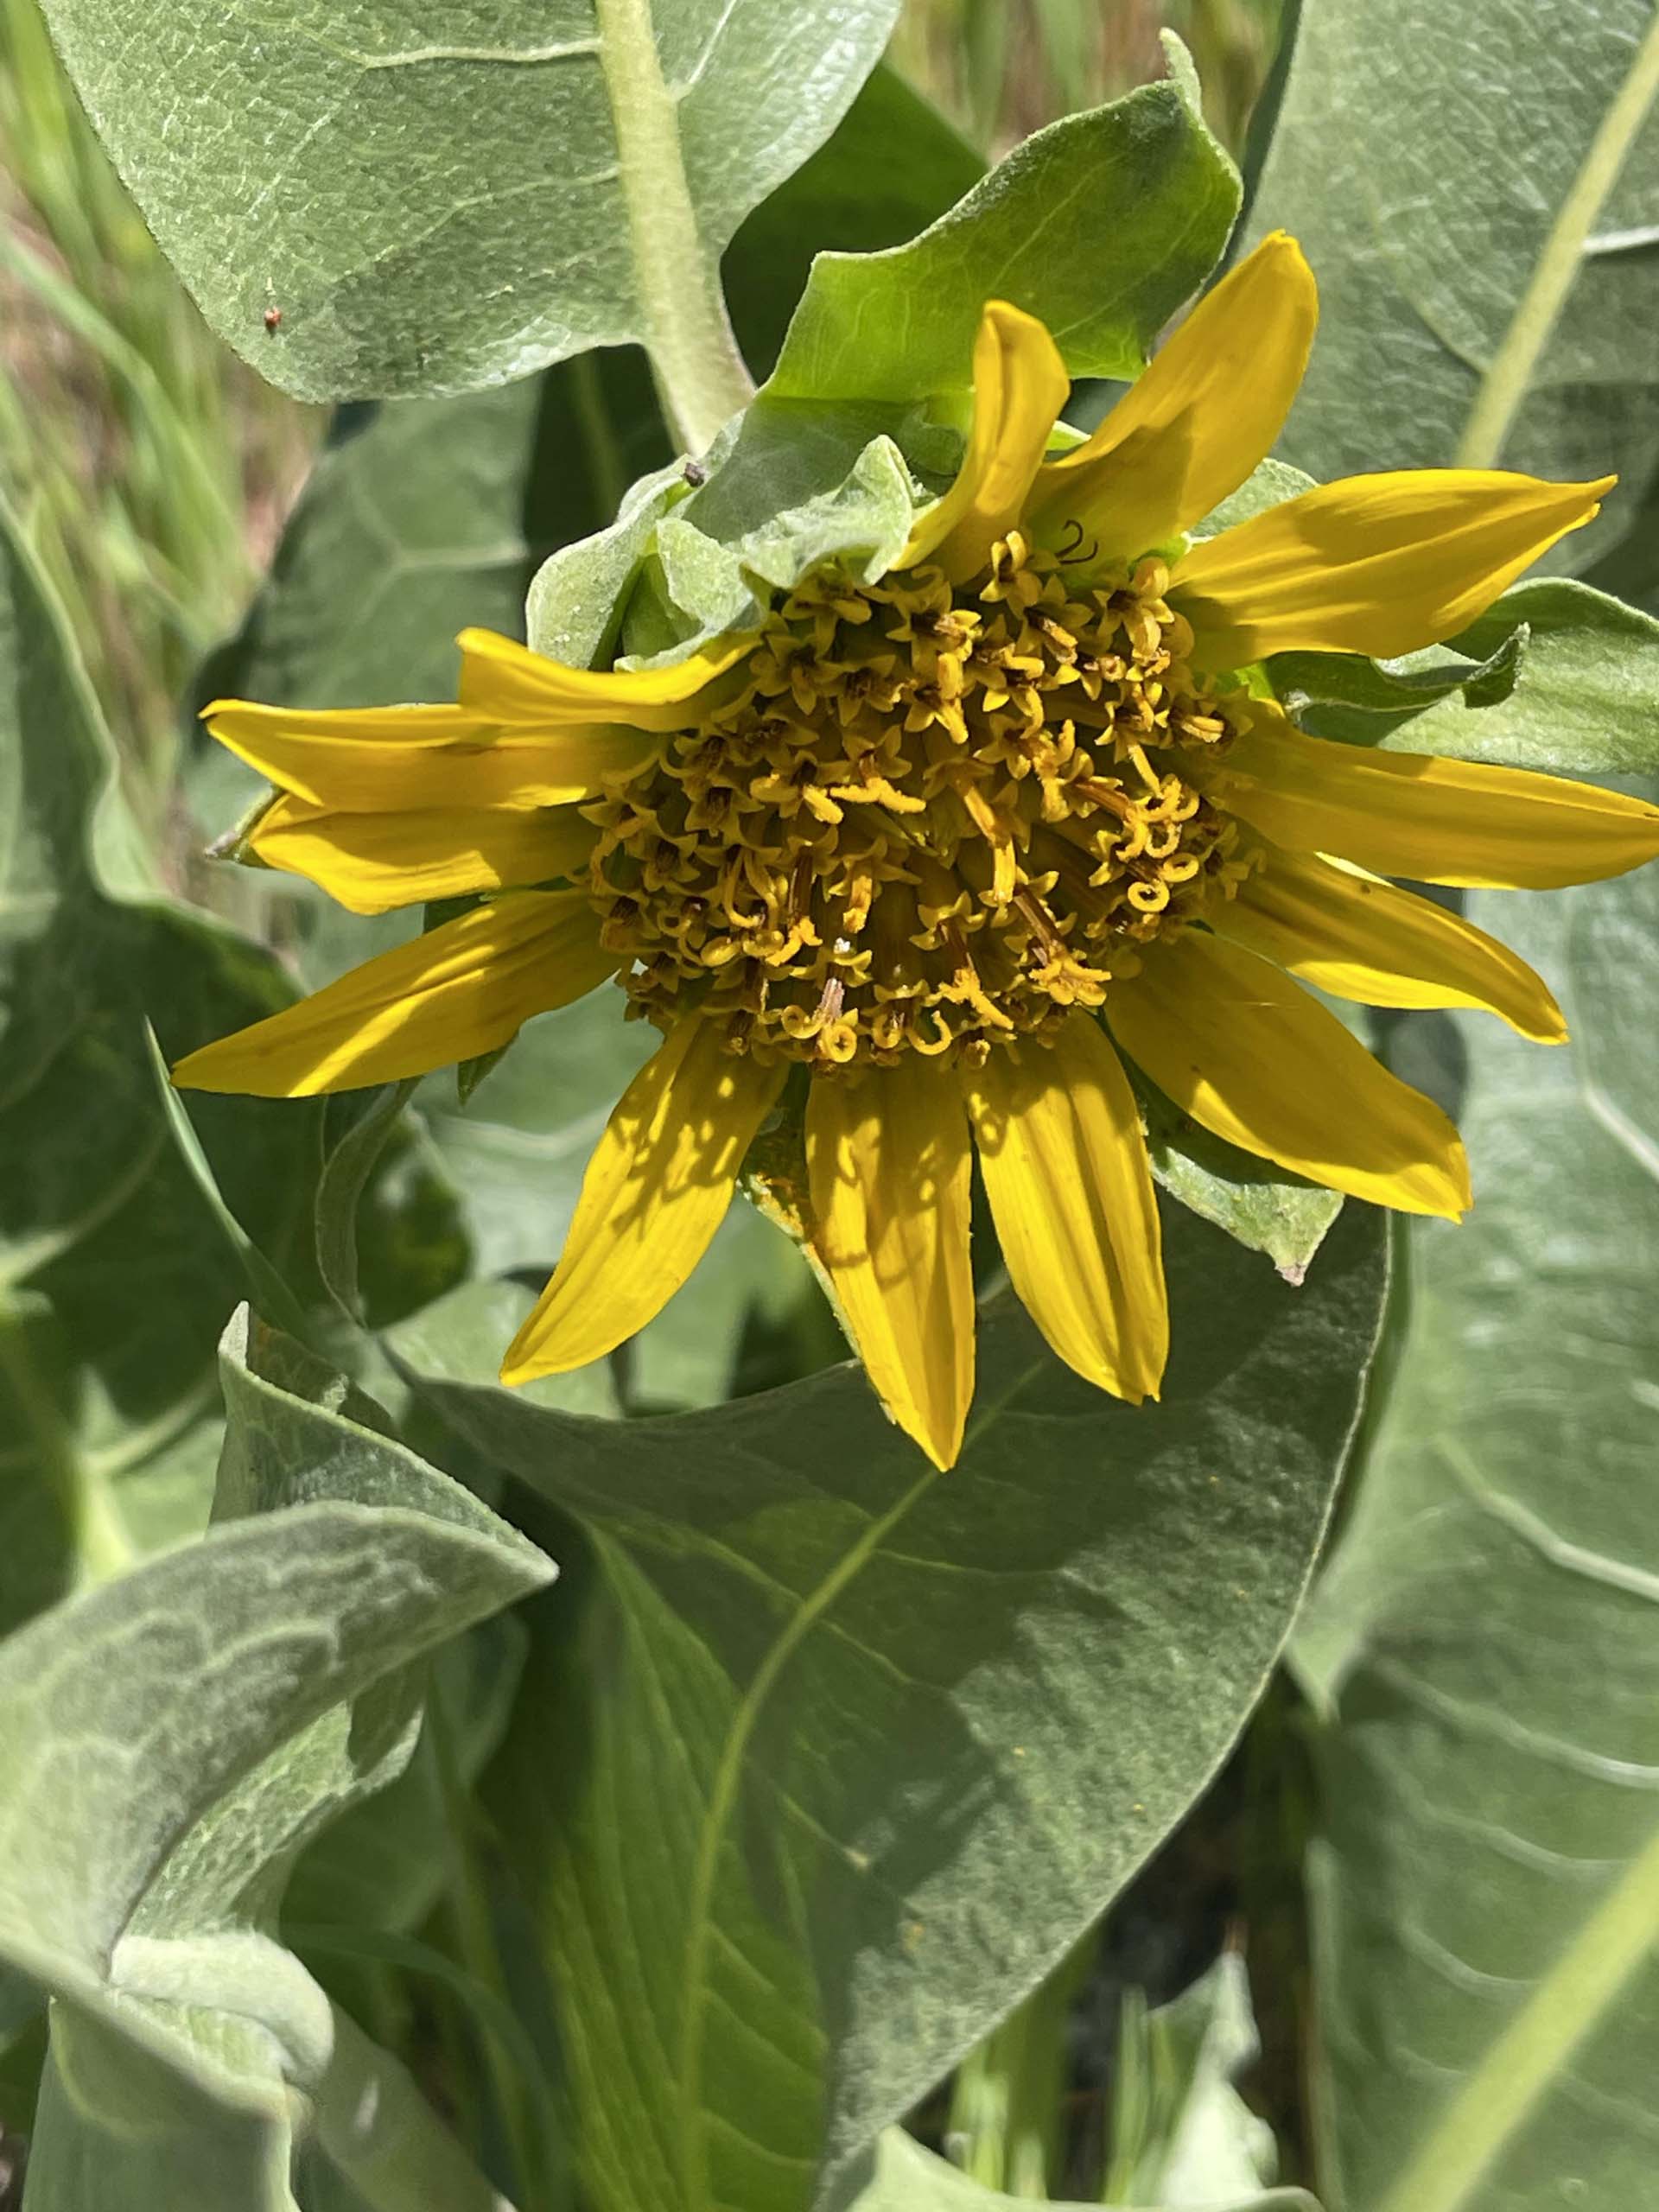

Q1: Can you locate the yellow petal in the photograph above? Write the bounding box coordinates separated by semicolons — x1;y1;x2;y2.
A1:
899;301;1071;581
250;794;599;914
1106;931;1471;1218
1209;711;1659;888
806;1060;975;1470
962;1014;1166;1401
1027;232;1318;560
456;626;749;733
1217;845;1567;1041
171;890;614;1098
500;1020;784;1382
1173;468;1613;662
205;697;651;811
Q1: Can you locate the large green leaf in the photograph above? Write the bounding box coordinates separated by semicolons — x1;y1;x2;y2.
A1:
1294;849;1659;2212
6;1308;551;2209
37;0;902;439
0;498;315;1631
1246;0;1659;569
394;1201;1387;2212
768;43;1240;404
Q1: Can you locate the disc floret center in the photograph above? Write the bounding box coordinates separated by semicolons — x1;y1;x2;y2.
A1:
586;536;1255;1070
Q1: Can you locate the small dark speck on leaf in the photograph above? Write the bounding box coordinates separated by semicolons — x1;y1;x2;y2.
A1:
682;459;707;486
263;306;283;333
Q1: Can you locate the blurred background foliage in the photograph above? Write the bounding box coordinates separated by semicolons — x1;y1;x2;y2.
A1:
0;0;317;842
891;0;1287;156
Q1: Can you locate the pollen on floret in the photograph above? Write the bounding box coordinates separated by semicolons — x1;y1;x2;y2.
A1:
582;534;1262;1072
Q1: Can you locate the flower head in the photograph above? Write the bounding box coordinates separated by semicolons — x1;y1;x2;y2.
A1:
175;235;1659;1467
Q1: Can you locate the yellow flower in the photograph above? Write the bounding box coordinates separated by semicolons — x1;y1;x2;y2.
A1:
175;234;1659;1469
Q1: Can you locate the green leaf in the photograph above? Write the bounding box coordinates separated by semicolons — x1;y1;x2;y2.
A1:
284;1621;527;1944
850;2124;1315;2210
1373;582;1659;776
0;496;314;1628
1196;458;1316;537
766;41;1240;404
1133;1071;1344;1282
29;2004;510;2212
1275;581;1659;776
527;448;692;668
4;1307;551;2209
1266;632;1527;742
676;426;916;595
143;1020;319;1349
38;0;903;440
1245;0;1659;569
1294;849;1659;2212
725;66;984;385
609;414;926;660
314;1082;423;1320
395;1203;1386;2212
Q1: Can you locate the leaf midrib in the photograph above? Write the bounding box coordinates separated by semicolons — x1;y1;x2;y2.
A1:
673;1353;1048;2209
1456;7;1659;467
1371;1814;1659;2212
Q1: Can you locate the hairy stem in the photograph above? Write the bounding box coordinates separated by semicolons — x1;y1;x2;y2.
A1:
593;0;754;453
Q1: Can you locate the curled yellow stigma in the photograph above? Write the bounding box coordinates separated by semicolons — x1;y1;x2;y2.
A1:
585;533;1256;1071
